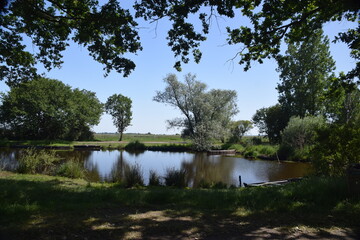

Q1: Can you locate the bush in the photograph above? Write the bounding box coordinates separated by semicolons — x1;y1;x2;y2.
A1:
124;140;146;151
256;145;278;156
124;163;144;188
148;170;162;186
57;159;86;179
17;148;60;174
164;168;187;188
243;149;259;158
312;123;360;176
252;136;263;145
281;116;325;157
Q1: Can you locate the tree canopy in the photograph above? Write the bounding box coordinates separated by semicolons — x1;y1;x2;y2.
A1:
135;0;359;82
105;94;132;141
252;104;289;143
1;0;141;86
154;73;238;150
0;77;103;140
277;29;336;118
1;0;358;85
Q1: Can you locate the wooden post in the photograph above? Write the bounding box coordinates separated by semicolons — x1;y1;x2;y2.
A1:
239;175;242;187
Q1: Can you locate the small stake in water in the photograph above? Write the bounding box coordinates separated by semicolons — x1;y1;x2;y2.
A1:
239;175;242;187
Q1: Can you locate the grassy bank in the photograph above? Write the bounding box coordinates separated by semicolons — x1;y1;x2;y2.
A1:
0;133;191;150
94;133;186;142
1;171;359;239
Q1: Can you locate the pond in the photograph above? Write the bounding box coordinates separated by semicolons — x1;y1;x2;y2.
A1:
0;148;312;187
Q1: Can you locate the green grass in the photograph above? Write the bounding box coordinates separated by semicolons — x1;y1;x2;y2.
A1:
1;171;359;239
0;134;190;150
94;133;186;142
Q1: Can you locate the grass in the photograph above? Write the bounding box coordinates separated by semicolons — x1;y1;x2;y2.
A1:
0;133;191;151
1;171;359;239
94;133;186;142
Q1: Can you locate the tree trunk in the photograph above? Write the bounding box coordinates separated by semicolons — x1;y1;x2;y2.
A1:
119;132;123;141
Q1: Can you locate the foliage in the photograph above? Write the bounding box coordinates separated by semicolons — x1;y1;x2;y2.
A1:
2;1;359;86
164;168;187;188
17;148;60;174
312;122;360;176
228;120;253;143
323;77;360;124
0;78;103;140
276;29;336;118
154;73;238;151
1;0;141;85
148;170;162;186
56;159;86;179
105;94;132;141
135;0;359;83
124;140;146;151
252;104;289;143
281;116;326;151
243;148;259;159
124;163;144;188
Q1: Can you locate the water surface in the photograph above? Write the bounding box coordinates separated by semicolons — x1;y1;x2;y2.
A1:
0;148;311;186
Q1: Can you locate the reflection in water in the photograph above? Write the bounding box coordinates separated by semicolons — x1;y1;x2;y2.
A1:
183;153;236;187
0;148;312;186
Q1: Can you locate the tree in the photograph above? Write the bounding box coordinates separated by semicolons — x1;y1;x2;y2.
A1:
1;0;142;86
2;1;359;86
323;75;360;124
229;120;253;143
154;73;238;151
276;29;336;118
281;115;325;152
105;94;132;141
0;77;103;140
252;104;289;143
135;0;359;82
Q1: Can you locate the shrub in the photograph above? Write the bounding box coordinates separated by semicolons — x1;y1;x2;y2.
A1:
124;140;146;151
124;163;144;188
243;146;259;158
252;136;263;145
164;168;187;188
257;145;278;156
57;159;86;179
211;181;228;189
148;170;162;186
17;148;60;174
312;123;360;176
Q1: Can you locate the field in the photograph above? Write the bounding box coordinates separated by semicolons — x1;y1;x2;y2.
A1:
1;171;359;239
94;133;186;143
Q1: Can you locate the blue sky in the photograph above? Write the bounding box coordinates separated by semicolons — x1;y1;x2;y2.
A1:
0;8;356;135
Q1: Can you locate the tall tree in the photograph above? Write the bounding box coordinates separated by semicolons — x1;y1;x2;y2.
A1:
154;73;238;150
252;104;289;143
0;78;103;140
276;29;336;118
105;94;132;141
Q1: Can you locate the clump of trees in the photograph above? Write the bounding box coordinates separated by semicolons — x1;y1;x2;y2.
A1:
251;29;360;175
154;73;238;151
0;78;103;140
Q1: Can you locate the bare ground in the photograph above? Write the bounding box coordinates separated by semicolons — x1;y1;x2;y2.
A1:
2;206;359;240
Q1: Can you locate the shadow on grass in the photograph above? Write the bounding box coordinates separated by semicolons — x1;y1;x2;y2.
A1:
0;175;359;239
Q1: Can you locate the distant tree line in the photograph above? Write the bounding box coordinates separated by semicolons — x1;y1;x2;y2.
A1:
0;78;132;141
